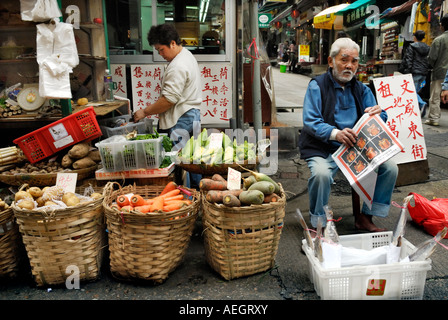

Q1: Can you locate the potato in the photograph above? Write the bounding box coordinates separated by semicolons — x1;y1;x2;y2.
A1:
68;143;90;159
35;196;45;207
17;199;35;210
28;187;43;199
72;157;96;169
15;190;33;202
44;201;57;207
87;150;101;162
65;196;80;207
62;192;77;204
90;192;102;200
61;154;73;168
77;98;88;106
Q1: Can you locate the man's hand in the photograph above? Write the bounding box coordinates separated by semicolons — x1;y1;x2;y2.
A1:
133;109;147;122
364;105;382;116
442;90;448;104
335;128;357;148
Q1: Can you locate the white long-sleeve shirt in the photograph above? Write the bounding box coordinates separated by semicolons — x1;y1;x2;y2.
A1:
158;47;202;129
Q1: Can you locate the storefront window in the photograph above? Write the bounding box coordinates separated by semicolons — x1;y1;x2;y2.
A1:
107;0;226;56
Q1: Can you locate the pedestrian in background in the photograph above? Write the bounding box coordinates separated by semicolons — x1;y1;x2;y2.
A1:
427;14;448;126
298;37;398;232
402;30;430;117
288;40;297;73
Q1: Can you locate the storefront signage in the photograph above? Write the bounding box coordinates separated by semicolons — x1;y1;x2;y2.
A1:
373;74;427;164
111;64;127;98
258;13;272;28
343;2;373;27
130;63;233;126
299;45;310;62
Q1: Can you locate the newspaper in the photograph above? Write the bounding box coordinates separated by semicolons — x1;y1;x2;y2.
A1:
332;114;404;208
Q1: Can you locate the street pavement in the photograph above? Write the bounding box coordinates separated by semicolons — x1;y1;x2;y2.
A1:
1;66;448;309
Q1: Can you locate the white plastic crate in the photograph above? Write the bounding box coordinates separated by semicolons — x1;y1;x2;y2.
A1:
95;135;164;172
98;115;153;138
302;231;432;300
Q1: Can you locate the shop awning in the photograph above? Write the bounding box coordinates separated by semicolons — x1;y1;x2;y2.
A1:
270;5;293;24
335;0;376;28
313;3;349;30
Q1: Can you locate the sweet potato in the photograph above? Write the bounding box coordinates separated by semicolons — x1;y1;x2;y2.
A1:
72;156;96;169
68;142;90;159
199;178;227;191
87;150;101;162
61;154;73;168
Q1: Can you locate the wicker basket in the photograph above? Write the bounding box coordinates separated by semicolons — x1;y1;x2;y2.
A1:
103;182;200;283
202;184;286;280
0;165;97;187
0;207;23;279
11;185;106;287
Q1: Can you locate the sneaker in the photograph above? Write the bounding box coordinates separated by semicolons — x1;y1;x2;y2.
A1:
424;119;439;126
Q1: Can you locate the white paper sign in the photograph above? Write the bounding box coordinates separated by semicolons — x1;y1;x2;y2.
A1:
373;74;427;164
208;132;223;151
56;172;78;193
227;167;241;190
111;64;127;98
130;63;232;125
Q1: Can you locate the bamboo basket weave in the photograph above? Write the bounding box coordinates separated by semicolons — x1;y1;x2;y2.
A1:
0;207;23;279
11;185;106;287
202;184;286;280
103;182;200;284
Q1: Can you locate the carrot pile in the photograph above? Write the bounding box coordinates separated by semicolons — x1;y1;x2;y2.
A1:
112;182;193;213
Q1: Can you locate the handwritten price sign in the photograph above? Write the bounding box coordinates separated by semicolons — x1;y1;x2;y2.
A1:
56;173;78;193
227;167;241;190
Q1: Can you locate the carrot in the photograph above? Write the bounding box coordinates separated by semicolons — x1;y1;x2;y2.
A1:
145;198;155;205
160;181;178;195
163;194;184;202
130;194;146;207
133;204;152;213
120;205;133;212
110;203;121;210
263;193;280;203
163;202;185;212
211;174;226;182
199;178;227;191
150;196;164;212
116;195;130;207
206;190;242;203
159;189;181;199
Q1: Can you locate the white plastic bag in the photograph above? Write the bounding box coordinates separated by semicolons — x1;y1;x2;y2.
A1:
20;0;62;22
340;246;388;267
36;20;78;99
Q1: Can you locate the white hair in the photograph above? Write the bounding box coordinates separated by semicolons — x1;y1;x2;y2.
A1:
329;37;360;58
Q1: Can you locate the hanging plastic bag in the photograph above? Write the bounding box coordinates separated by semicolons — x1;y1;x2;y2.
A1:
20;0;62;22
407;192;448;238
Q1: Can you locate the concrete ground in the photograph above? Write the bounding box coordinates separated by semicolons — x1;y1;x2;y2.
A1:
1;66;447;310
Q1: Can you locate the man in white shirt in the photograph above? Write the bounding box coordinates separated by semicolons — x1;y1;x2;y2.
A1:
134;24;202;187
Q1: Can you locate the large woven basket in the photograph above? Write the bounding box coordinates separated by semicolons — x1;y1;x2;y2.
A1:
202;184;286;280
103;182;200;284
11;185;106;287
0;207;23;279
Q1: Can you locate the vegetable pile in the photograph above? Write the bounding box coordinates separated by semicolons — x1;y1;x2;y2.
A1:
200;171;281;207
13;184;102;211
111;181;194;214
178;128;257;166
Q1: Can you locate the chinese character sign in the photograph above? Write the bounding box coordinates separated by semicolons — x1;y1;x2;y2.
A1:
130;63;232;125
299;45;310;62
111;64;127;98
373;74;426;164
198;63;232;125
130;64;165;122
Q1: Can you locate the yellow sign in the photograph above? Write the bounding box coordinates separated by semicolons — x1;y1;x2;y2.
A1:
299;45;310;62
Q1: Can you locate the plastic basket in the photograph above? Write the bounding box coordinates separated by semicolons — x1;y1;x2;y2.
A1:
13;107;102;163
98;114;153;138
95;135;163;172
302;232;432;300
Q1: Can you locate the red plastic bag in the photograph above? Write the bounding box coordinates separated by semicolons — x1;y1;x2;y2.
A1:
407;192;448;238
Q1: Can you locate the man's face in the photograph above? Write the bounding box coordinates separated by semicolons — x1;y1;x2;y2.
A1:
328;48;359;84
154;40;177;61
